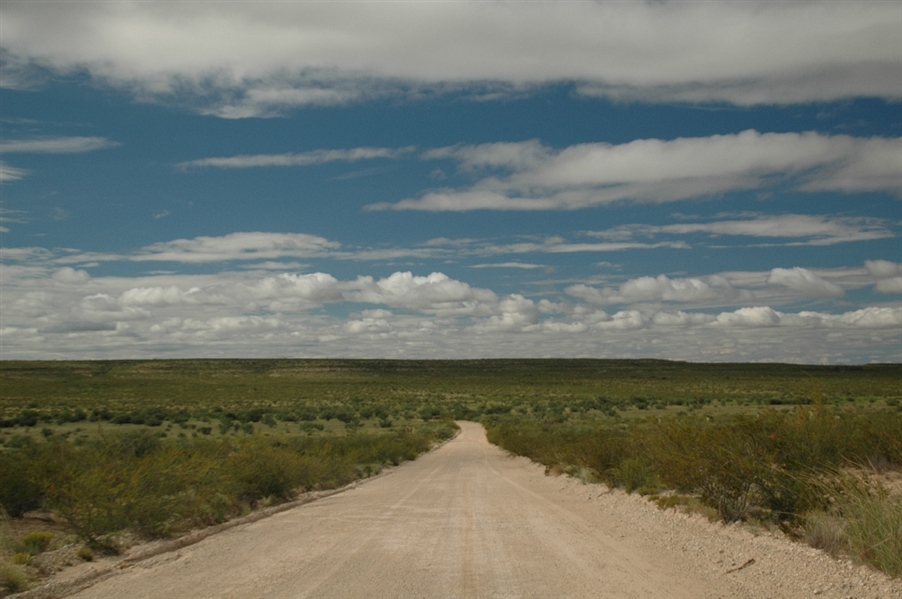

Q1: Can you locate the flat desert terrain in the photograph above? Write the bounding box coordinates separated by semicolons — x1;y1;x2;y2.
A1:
53;422;900;598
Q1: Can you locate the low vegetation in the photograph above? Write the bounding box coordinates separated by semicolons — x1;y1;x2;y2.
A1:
1;358;900;587
3;425;454;546
484;402;902;577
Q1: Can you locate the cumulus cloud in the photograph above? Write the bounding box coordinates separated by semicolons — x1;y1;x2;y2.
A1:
865;260;902;294
566;274;744;306
248;272;343;309
767;267;844;297
1;2;898;114
474;294;539;332
371;132;902;211
118;286;204;307
713;306;902;329
177;146;414;170
204;316;282;334
346;271;497;315
652;311;716;327
865;259;902;279
51;267;90;285
1;261;899;361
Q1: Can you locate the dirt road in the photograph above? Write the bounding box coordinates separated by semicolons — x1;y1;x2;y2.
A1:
65;422;900;599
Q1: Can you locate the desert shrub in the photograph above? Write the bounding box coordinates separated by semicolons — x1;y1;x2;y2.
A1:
12;553;31;565
802;510;846;557
2;423;455;546
0;561;29;594
651;416;794;522
227;438;305;501
819;469;902;577
487;407;901;526
109;429;162;458
0;451;43;517
0;511;30;594
21;531;53;555
609;458;659;494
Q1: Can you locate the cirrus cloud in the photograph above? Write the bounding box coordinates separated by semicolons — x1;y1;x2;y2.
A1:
176;146;415;170
0;136;119;154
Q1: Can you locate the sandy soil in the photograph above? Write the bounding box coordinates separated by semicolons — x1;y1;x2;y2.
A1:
28;421;902;598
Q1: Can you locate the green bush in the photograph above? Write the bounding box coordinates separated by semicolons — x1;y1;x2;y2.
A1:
0;561;29;594
0;452;43;517
821;470;902;577
0;424;455;547
608;458;659;495
76;546;94;561
21;531;53;555
486;407;901;527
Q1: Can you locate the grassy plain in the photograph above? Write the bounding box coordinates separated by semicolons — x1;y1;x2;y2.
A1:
1;358;900;590
2;359;900;434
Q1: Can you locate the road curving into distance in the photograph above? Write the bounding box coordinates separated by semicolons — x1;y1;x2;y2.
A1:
65;421;900;599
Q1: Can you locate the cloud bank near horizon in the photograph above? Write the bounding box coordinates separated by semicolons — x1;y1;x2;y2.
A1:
3;234;899;362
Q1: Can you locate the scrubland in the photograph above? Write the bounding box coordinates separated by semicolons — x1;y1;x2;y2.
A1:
1;359;900;594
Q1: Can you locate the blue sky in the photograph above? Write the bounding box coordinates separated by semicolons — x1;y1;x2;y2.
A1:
0;1;900;363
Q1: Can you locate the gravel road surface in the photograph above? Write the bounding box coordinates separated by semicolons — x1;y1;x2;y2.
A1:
64;421;900;599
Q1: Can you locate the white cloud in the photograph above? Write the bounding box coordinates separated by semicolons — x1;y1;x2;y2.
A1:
0;246;54;262
712;306;902;330
0;261;899;361
866;260;902;294
423;140;549;172
0;136;119;153
471;262;544;270
799;137;902;194
549;242;690;253
208;86;366;119
205;316;282;334
346;271;497;316
566;274;745;306
131;232;340;263
249;272;343;308
591;214;896;247
177;146;414;170
2;2;898;114
471;294;538;333
767;267;845;297
865;259;902;278
118;286;203;307
651;311;716;327
875;278;902;294
372;132;902;211
715;306;783;328
345;316;393;336
0;161;28;181
51;267;90;285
